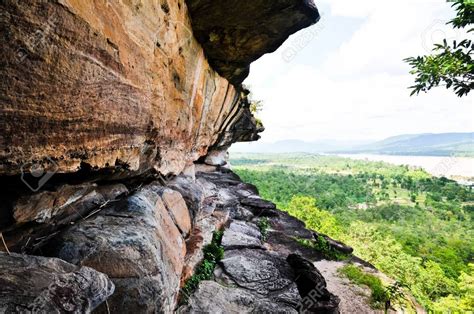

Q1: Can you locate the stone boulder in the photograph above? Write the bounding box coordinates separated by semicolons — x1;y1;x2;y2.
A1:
161;188;192;237
169;176;205;221
46;183;186;313
221;220;264;250
204;148;229;166
240;196;279;217
3;183;128;253
180;280;297;313
287;254;340;313
0;252;114;313
219;249;297;299
12;183;128;225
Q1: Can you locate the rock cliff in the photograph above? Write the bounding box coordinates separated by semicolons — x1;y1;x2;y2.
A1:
0;0;357;313
2;166;345;313
0;0;266;178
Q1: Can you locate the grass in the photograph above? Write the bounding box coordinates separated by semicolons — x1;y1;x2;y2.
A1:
339;264;389;308
181;230;224;301
257;217;270;241
295;236;350;261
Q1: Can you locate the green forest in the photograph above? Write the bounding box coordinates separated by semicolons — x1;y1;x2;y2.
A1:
231;153;474;312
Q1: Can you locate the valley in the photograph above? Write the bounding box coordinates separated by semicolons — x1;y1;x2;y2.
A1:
231;153;474;312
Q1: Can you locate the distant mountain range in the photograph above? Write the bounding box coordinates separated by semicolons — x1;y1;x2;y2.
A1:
230;139;371;154
230;132;474;156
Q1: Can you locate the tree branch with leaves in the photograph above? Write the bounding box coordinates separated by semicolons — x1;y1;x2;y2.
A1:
405;0;474;97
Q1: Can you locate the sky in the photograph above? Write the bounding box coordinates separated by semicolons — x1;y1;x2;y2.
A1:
242;0;474;143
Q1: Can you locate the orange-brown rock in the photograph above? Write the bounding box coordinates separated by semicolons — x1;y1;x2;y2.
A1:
0;0;320;179
12;183;127;224
161;188;192;236
0;0;256;178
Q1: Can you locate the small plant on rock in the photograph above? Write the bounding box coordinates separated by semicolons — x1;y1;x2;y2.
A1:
257;217;270;241
339;264;390;309
181;230;224;301
296;236;349;261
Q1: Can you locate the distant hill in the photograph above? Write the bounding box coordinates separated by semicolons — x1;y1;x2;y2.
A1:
231;133;474;156
341;132;474;156
230;139;371;153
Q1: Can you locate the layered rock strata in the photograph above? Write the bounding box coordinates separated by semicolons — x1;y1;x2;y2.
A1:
0;0;317;178
0;0;265;178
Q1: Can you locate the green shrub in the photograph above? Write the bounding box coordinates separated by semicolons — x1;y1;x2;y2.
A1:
339;264;389;308
257;217;270;241
181;230;224;301
203;242;224;262
296;236;349;261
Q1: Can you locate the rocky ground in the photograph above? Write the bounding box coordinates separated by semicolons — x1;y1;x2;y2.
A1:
176;166;389;314
0;164;384;313
315;260;382;314
177;167;341;313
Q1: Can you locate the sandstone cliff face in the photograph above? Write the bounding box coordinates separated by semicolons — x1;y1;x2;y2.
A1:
0;0;262;178
0;0;325;313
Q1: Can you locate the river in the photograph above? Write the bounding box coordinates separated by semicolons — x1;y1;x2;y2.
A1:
336;154;474;184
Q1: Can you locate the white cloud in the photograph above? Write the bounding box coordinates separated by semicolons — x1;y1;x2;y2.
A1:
322;0;463;77
244;0;474;142
318;0;449;18
317;0;378;18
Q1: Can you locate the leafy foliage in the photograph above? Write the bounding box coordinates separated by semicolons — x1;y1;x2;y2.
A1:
405;0;474;97
449;0;474;28
295;236;349;261
405;39;474;97
245;86;264;128
432;263;474;311
249;100;263;115
257;217;270;241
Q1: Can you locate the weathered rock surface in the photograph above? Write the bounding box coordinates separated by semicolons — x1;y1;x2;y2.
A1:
169;176;205;221
204;147;229;166
221;220;264;250
0;0;319;179
209;92;265;149
3;182;128;253
287;253;341;313
12;183;127;224
45;183;186;313
179;166;342;313
186;0;320;84
180;280;298;313
220;248;296;296
0;252;114;313
0;0;262;178
0;165;350;313
161;188;192;236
